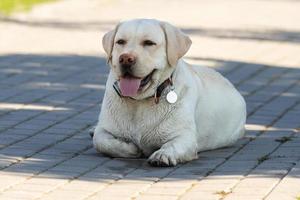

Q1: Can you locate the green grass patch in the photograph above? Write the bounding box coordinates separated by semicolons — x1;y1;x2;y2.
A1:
296;196;300;200
0;0;56;15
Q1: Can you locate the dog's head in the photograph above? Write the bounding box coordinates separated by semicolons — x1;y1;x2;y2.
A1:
102;19;191;99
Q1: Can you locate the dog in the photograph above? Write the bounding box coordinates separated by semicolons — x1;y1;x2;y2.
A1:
93;19;246;167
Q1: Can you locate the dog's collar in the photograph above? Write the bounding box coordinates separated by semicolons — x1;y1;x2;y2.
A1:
113;75;173;104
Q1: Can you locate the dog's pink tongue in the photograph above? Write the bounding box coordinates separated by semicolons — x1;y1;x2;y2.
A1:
120;77;142;97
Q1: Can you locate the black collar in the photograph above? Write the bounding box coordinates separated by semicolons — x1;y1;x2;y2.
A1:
113;76;173;104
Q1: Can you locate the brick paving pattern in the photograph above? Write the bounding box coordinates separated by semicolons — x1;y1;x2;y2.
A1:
0;0;299;199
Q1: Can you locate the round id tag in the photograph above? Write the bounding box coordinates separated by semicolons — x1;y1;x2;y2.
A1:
166;90;177;104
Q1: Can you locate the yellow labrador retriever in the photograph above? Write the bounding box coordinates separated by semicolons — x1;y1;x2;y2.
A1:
93;19;246;166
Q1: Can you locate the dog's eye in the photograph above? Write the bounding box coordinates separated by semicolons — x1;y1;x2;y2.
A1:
143;40;156;46
116;39;126;45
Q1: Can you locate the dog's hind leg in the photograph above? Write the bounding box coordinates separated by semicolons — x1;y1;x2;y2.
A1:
93;127;142;158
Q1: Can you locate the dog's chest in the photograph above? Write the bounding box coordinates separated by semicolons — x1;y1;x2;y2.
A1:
102;96;177;151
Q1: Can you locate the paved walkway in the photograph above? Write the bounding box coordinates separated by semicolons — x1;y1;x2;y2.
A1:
0;0;299;199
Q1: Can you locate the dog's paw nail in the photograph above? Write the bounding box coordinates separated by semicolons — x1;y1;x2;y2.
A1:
148;159;159;166
148;150;176;167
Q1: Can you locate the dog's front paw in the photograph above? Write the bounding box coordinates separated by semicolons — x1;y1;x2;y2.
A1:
148;149;177;167
121;142;143;158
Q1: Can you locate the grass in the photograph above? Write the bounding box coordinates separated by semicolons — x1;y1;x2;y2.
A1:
0;0;56;15
296;196;300;200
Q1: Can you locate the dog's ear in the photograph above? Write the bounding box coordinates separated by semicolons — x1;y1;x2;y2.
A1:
160;21;192;67
102;24;120;62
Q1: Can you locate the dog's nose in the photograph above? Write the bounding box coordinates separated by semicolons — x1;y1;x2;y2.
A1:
119;54;136;66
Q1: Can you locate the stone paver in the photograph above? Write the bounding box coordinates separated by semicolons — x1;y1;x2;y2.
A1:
0;0;300;199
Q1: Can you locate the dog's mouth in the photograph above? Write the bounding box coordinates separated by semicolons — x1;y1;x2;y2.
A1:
140;69;155;88
119;69;156;97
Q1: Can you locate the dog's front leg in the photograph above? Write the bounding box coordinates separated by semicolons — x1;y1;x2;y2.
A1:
148;131;198;167
93;126;142;158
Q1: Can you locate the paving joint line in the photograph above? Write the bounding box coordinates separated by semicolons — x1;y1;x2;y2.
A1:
0;59;103;136
130;163;185;200
221;98;300;200
178;71;299;199
0;56;99;126
0;126;94;194
0;92;101;171
0;91;100;152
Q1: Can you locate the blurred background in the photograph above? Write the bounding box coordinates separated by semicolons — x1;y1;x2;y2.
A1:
1;0;300;67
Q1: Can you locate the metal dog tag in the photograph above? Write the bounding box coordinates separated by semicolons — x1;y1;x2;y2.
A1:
166;90;177;104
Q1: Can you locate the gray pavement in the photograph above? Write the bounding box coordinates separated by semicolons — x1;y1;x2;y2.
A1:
0;0;299;199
